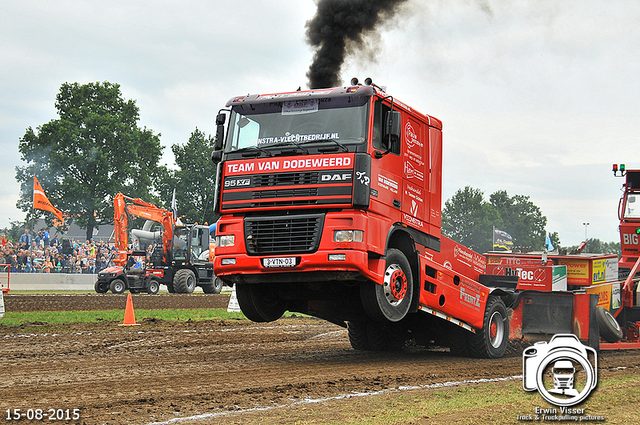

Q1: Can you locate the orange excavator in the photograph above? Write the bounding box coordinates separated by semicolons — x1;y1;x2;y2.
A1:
112;193;174;267
94;193;220;294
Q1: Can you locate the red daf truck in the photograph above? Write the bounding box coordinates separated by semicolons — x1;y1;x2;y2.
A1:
211;79;600;356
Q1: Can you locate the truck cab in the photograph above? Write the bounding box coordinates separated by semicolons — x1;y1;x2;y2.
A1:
212;81;453;325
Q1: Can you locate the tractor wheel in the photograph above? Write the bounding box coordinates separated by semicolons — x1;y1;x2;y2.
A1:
94;281;109;294
147;280;160;295
596;306;623;343
469;295;509;358
110;279;126;294
347;321;370;350
213;277;224;294
202;278;223;294
173;269;196;293
235;284;286;322
360;248;413;322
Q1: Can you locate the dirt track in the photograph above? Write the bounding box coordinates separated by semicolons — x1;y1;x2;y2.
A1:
1;294;639;424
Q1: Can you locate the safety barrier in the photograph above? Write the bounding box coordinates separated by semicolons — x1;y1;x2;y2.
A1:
8;273;97;291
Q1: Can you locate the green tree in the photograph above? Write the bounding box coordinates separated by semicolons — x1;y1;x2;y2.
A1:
16;81;163;240
442;186;549;253
489;190;547;250
157;128;218;225
442;186;499;252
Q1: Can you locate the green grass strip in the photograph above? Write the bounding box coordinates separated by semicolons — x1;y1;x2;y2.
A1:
0;308;246;326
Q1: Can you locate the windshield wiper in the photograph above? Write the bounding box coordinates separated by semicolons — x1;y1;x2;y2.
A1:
313;138;349;153
235;146;273;157
269;140;309;154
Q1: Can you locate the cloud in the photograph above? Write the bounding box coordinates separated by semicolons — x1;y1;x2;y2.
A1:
1;0;638;246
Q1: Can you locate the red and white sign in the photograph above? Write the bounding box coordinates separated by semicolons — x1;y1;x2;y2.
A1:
225;154;353;175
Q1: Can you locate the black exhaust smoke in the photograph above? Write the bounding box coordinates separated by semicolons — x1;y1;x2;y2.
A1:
305;0;408;90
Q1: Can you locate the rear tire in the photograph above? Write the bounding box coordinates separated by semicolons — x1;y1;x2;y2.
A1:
347;321;370;350
360;249;413;322
202;278;223;294
110;279;126;294
213;277;223;294
448;326;471;357
147;280;160;295
469;295;509;358
173;269;196;293
596;306;623;343
236;284;286;322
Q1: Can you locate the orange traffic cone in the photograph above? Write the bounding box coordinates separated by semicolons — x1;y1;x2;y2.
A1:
119;293;140;326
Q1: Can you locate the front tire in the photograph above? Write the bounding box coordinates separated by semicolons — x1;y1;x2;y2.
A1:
360;249;413;322
469;295;509;358
173;269;196;293
236;284;286;322
94;281;109;294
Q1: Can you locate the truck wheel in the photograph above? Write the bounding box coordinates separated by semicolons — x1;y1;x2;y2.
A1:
236;284;286;322
469;295;509;358
360;248;413;322
366;322;405;351
347;321;370;350
173;269;196;293
447;326;471;357
110;279;126;294
94;281;109;294
147;280;160;295
596;306;623;343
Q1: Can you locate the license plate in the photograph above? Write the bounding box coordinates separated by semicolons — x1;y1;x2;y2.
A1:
262;257;297;268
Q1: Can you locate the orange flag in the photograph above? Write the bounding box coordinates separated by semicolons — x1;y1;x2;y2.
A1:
33;176;64;222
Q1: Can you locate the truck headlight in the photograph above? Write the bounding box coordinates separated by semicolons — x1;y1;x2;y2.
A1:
216;235;235;247
334;230;363;243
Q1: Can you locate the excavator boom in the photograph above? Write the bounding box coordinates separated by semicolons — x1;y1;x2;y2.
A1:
113;193;175;266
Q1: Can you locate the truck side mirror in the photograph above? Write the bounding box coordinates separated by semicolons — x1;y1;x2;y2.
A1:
385;110;401;140
383;110;401;154
214;112;226;151
211;150;222;163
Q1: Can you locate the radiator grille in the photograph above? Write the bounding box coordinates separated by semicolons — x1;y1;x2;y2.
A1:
244;214;324;255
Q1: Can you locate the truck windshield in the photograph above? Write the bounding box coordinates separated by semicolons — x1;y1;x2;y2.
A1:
624;193;640;219
225;96;369;153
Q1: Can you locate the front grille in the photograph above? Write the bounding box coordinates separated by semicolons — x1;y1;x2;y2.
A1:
253;187;318;199
244;214;324;255
254;172;319;186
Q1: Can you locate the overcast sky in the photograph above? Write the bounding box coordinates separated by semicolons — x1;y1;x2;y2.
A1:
1;1;638;247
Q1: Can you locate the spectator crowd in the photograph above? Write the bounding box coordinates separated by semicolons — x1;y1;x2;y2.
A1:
0;228;117;274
